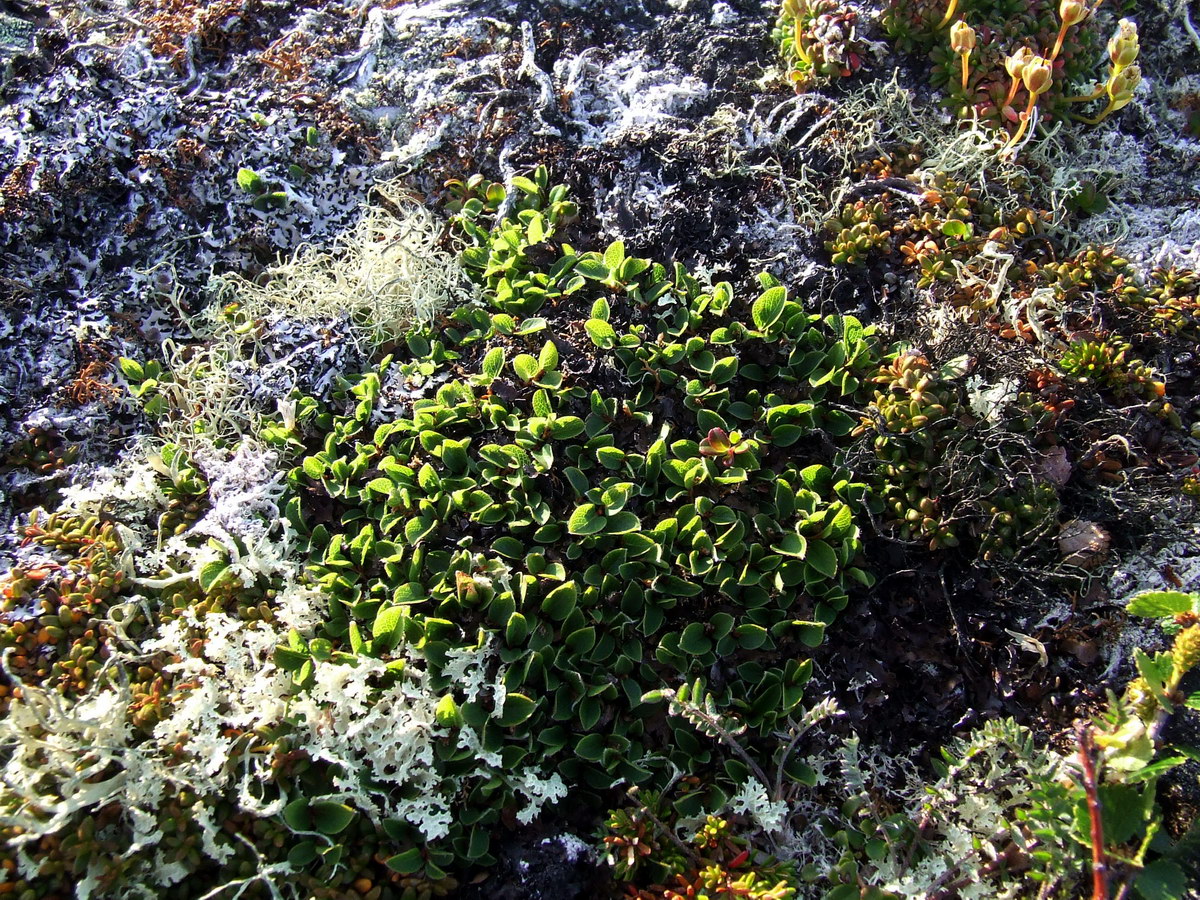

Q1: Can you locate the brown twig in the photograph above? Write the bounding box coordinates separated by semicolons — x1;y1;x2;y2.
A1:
1077;724;1109;900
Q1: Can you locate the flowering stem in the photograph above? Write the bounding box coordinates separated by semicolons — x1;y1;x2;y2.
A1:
1075;101;1116;125
1065;85;1107;103
1002;93;1038;152
960;51;971;93
937;0;959;28
1050;23;1070;61
1002;78;1021;110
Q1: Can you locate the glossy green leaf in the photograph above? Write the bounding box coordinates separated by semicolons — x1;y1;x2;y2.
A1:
497;692;537;727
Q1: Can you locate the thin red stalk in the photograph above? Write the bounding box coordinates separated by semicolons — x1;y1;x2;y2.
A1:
1077;725;1109;900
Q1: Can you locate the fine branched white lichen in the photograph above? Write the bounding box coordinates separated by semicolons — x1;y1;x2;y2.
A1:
212;179;472;351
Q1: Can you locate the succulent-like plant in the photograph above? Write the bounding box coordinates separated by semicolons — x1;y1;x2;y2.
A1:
772;0;868;89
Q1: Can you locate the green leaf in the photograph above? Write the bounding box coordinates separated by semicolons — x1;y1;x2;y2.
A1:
287;841;318;868
604;511;641;535
117;357;145;381
576;732;606;761
752;286;787;331
680;622;713;655
493;536;524;559
506;612;529;645
1074;783;1143;846
585;319;617;348
1127;591;1196;618
596;447;625;468
771;533;807;558
565;626;597;654
513;354;541;383
310;802;356;835
372;605;407;651
510;175;539;195
498;692;537;727
805;540;839;580
735;623;769;650
550;417;586;440
237;167;265;194
539;340;559;371
385;848;425;875
526;211;546;243
302;456;325;480
417;464;440;492
604;240;626;270
940;219;971;239
441;439;470;474
575;258;609;281
282;798;310;832
481;347;505;380
568;503;605;536
274;646;310;672
1135;860;1188;900
199;560;233;593
541;583;578;620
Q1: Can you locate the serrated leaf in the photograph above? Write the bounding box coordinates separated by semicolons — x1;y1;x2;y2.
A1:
1127;590;1195;618
1134;860;1188;900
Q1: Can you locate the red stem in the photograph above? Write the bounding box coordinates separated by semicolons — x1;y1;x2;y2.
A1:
1077;724;1109;900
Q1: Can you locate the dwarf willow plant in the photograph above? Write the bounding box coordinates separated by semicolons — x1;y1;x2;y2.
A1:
261;167;880;874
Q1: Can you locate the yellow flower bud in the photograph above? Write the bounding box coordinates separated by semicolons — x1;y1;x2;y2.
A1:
1108;18;1139;70
1059;0;1089;27
1022;56;1053;96
950;19;976;54
1107;63;1141;107
1174;624;1200;675
1005;46;1034;80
